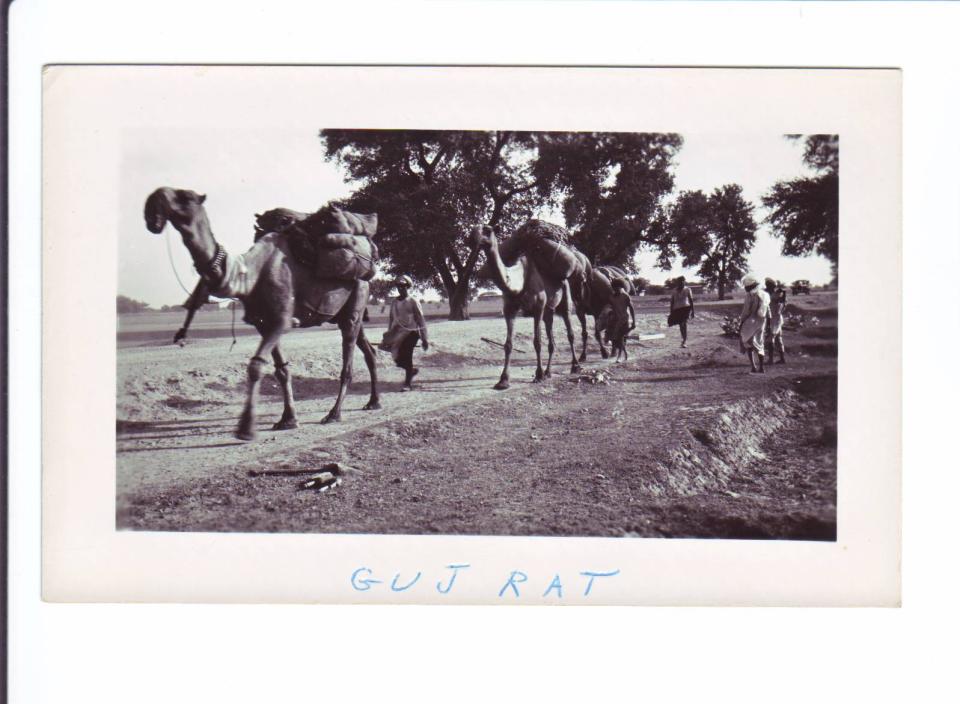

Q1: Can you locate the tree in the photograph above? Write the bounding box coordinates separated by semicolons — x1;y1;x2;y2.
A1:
320;129;544;320
117;295;151;314
533;132;683;266
366;278;397;304
667;185;758;300
761;134;839;264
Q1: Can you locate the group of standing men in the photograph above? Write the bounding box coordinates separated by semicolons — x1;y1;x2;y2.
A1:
738;276;788;373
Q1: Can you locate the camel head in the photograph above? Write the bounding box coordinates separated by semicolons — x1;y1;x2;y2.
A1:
469;224;498;252
144;187;207;235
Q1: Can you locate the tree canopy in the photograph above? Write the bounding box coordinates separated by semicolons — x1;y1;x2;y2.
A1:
533;132;683;265
761;134;839;264
320;129;542;319
320;129;684;318
665;185;758;299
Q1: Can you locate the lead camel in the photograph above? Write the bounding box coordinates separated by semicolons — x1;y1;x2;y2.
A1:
144;187;381;440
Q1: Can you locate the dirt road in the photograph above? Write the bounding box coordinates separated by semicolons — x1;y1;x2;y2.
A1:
117;309;837;539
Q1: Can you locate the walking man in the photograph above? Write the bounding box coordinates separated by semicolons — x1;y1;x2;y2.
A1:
738;274;770;373
667;276;695;348
764;278;787;364
606;278;636;362
381;275;429;390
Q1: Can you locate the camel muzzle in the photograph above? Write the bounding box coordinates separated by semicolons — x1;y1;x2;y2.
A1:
144;189;171;234
145;215;167;234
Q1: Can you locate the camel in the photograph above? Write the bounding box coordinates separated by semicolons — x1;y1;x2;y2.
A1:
144;187;380;440
469;221;581;390
568;259;634;361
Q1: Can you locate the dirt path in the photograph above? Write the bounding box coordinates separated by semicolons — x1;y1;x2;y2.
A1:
117;317;594;495
117;312;837;539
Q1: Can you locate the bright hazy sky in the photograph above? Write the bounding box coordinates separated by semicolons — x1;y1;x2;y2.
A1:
120;130;832;307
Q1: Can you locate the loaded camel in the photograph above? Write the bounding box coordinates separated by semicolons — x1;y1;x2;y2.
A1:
568;258;634;361
470;221;582;390
144;187;381;440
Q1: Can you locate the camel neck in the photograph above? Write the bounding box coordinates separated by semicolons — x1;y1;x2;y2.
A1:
178;213;219;272
484;239;524;297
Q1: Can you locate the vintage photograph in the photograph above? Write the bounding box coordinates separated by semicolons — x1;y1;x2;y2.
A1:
117;125;838;539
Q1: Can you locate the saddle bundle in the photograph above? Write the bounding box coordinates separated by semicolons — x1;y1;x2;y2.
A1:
276;205;380;282
500;219;585;282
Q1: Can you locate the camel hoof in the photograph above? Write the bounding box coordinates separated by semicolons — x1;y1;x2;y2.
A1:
320;413;341;424
494;380;510;390
578;353;587;363
544;369;552;379
363;400;382;411
272;418;299;431
570;364;581;374
236;428;257;441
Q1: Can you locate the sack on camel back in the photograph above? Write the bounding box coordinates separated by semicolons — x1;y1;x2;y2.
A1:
284;205;380;282
500;219;583;281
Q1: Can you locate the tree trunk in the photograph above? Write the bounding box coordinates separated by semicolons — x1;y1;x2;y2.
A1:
444;241;483;321
718;281;726;301
448;286;470;321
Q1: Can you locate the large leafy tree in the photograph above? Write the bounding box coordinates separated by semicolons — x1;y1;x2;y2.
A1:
761;134;839;264
533;132;683;266
320;129;542;320
666;185;758;300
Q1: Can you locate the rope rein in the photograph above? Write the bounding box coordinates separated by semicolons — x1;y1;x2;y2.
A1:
229;301;237;352
165;226;194;296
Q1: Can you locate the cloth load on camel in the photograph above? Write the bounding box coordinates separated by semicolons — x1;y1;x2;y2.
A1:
253;208;309;241
498;220;584;281
316;207;378;239
283;204;380;282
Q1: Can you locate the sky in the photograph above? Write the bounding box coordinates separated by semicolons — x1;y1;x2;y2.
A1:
120;130;832;307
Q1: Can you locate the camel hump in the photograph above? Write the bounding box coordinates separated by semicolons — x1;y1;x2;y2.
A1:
515;219;570;245
596;265;633;294
502;219;584;282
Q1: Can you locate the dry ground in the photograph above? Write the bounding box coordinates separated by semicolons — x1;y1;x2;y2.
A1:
116;299;837;539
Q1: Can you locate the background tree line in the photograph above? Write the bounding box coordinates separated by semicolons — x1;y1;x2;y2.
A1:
121;134;836;317
320;130;837;315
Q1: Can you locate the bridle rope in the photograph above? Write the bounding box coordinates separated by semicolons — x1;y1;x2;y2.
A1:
164;226;194;296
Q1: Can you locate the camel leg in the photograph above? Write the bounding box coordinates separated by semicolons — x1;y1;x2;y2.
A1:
356;326;381;411
576;306;589;363
237;327;285;441
558;298;581;374
532;304;545;383
495;301;518;390
270;345;298;431
174;280;209;344
594;317;610;359
322;317;362;424
543;308;556;378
